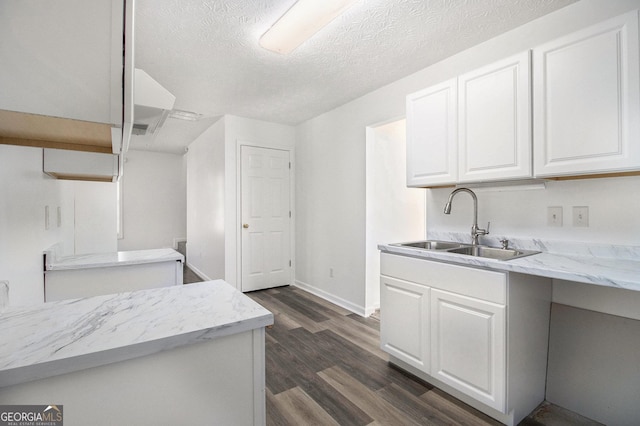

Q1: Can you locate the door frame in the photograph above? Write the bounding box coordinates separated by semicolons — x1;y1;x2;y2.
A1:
235;141;294;291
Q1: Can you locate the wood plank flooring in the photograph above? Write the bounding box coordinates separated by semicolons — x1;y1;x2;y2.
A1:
247;286;502;426
183;268;600;425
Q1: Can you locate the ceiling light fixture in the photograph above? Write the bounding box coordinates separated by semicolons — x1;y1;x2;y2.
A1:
259;0;360;54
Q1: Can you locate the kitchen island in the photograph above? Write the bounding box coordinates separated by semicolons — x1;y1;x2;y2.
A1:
0;280;273;425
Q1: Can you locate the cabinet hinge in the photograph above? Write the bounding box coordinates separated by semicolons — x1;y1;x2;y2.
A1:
289;211;291;218
289;260;292;267
289;162;291;169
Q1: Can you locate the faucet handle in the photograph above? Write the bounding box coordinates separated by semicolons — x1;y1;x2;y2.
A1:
477;221;490;236
500;239;509;249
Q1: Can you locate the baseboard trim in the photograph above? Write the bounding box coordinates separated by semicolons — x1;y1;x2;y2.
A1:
185;262;211;282
173;237;187;250
293;280;370;317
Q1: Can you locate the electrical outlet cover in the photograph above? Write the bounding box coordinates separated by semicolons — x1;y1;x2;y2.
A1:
547;206;563;227
573;206;589;227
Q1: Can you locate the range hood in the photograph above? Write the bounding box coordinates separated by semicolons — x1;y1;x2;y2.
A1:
133;69;176;136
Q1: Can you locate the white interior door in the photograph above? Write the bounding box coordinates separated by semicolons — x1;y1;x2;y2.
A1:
241;146;291;292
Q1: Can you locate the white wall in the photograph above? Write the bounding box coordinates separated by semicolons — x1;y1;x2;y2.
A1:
365;120;425;314
0;145;122;306
295;0;640;315
74;181;117;254
186;118;226;282
186;115;295;288
118;150;186;251
0;146;73;306
427;177;640;246
546;304;640;425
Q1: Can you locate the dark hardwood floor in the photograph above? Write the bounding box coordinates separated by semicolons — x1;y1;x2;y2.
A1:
248;285;503;425
183;267;600;425
247;285;604;426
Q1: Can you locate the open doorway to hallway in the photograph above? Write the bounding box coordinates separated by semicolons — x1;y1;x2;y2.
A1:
365;119;426;316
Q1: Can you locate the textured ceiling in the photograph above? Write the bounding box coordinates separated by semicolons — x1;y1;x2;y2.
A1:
131;0;577;154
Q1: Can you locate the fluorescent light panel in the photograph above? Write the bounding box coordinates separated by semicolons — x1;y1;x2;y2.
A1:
260;0;360;54
168;109;205;121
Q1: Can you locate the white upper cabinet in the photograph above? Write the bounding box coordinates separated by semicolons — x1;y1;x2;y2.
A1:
458;51;532;182
406;79;458;187
0;0;124;127
406;52;531;187
533;11;640;177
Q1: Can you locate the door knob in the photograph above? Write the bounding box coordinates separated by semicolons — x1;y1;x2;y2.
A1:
243;224;249;228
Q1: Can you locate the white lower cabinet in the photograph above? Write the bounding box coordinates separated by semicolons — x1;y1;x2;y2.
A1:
380;253;551;426
380;276;429;371
430;289;506;412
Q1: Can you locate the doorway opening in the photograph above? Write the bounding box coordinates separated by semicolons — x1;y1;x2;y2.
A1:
365;119;426;315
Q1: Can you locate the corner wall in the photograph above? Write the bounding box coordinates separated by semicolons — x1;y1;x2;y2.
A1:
0;145;117;306
118;150;186;251
186;118;226;282
0;146;70;305
186;115;295;288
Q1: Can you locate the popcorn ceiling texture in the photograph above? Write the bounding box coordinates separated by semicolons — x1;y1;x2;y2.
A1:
134;0;576;145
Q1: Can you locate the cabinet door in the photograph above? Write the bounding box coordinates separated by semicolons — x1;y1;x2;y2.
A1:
406;79;457;187
458;51;532;182
0;0;123;126
533;11;640;177
430;289;506;412
380;275;429;372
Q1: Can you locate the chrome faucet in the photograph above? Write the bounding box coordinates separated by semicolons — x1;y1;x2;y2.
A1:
443;188;490;245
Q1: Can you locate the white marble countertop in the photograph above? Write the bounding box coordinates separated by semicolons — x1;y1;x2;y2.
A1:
45;248;184;271
379;242;640;292
0;280;273;388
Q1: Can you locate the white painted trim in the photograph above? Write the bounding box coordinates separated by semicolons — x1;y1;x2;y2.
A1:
293;280;375;317
185;262;212;282
173;237;187;250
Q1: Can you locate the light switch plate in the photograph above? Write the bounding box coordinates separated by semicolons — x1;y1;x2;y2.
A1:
44;206;50;230
573;206;589;227
547;206;563;227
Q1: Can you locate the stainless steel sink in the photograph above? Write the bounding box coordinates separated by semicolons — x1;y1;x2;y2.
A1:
390;240;540;261
447;246;539;261
395;240;464;250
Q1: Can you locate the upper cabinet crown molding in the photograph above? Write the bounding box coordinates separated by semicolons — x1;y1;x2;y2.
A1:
533;10;640;177
458;51;532;183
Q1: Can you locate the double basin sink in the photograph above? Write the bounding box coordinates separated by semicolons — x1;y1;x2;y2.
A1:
392;240;540;261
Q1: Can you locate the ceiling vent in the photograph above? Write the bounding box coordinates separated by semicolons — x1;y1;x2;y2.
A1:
133;68;176;136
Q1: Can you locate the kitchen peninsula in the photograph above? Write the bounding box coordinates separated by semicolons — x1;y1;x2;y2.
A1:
44;248;185;302
0;280;273;425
